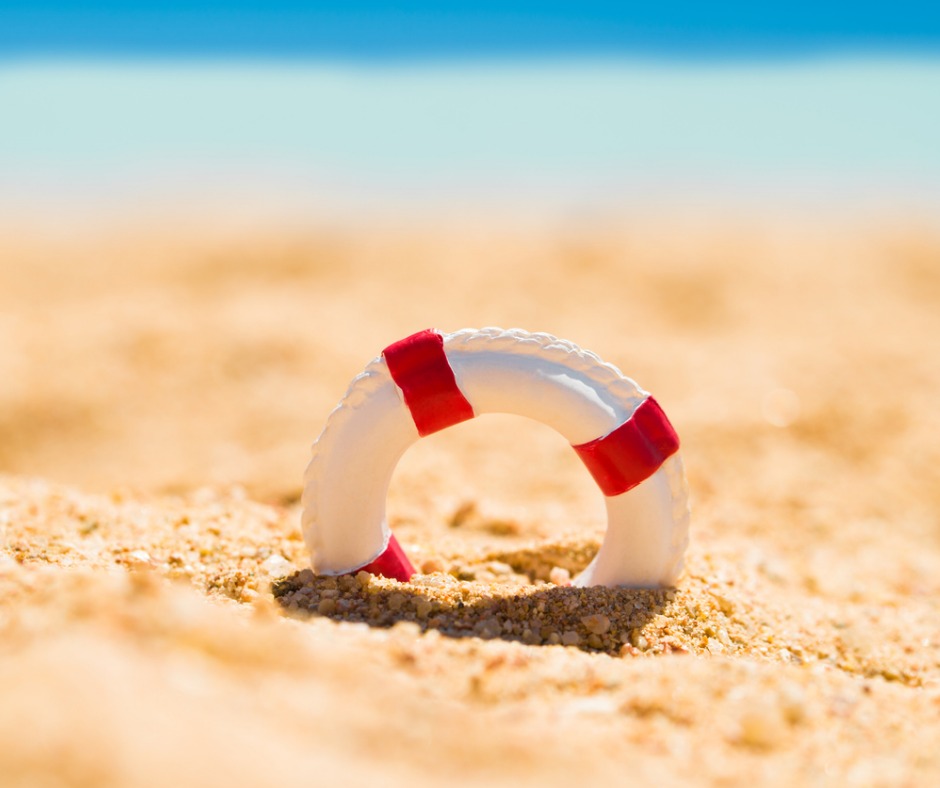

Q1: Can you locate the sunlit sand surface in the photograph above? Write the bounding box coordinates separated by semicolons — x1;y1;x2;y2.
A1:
2;214;939;785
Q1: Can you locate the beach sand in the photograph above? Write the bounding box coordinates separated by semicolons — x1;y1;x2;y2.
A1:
1;213;939;785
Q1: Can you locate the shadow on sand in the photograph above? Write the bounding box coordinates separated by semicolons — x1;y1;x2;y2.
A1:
273;568;671;657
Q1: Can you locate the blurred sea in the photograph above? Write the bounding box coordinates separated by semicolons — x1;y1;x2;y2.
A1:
2;56;939;223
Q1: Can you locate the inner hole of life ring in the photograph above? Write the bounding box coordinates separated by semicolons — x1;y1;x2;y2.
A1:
386;412;607;566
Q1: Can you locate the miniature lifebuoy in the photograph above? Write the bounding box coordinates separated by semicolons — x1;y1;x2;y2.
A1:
301;328;690;588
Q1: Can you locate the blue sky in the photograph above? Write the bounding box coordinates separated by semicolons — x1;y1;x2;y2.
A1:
2;2;940;59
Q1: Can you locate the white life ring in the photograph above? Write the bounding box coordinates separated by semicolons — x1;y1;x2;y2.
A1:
301;327;690;588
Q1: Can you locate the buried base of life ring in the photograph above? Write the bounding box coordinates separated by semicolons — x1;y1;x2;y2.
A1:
301;327;690;588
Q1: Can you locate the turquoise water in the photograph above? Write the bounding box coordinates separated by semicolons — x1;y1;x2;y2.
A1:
2;57;939;213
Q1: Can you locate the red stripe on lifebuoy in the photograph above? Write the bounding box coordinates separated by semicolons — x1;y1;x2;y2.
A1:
573;397;680;497
355;532;415;582
383;329;475;437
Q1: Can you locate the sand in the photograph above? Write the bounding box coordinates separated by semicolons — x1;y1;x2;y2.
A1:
1;213;939;786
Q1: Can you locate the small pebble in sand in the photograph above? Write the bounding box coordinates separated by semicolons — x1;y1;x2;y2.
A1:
561;631;581;647
549;566;571;585
707;637;725;654
582;614;611;635
421;558;444;574
126;549;152;567
261;554;292;578
414;598;433;619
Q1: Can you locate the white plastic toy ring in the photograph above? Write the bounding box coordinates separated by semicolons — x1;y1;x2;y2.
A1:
301;328;690;588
